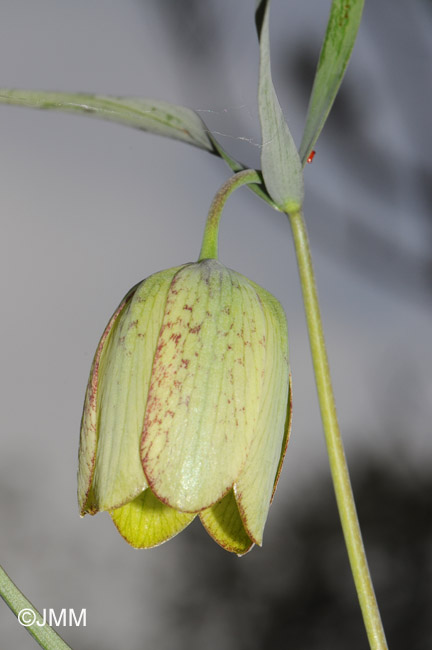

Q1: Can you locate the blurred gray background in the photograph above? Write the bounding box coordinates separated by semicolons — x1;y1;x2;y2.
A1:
0;0;431;648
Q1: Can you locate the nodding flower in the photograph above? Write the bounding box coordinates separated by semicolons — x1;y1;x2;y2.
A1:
78;259;291;555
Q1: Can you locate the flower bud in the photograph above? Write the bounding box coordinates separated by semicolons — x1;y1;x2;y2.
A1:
78;259;291;554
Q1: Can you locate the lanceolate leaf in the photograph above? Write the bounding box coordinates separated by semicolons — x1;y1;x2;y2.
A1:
0;89;214;152
0;88;276;208
256;0;304;213
299;0;364;166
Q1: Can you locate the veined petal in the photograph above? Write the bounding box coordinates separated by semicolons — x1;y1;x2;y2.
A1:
78;289;135;515
141;260;267;512
200;490;253;556
271;373;292;502
110;488;196;548
80;267;183;514
234;285;290;545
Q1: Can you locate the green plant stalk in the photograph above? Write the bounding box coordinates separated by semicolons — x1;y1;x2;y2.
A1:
0;565;72;650
208;135;279;210
198;169;265;261
288;210;388;650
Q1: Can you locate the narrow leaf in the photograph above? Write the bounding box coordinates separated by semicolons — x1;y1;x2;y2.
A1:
0;89;214;152
256;0;304;213
0;87;285;215
299;0;365;165
0;88;281;210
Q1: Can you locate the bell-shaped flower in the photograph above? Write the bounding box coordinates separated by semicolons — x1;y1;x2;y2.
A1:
78;259;291;555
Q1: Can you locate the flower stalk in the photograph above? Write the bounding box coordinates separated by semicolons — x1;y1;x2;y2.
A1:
0;565;72;650
198;169;266;261
287;209;388;650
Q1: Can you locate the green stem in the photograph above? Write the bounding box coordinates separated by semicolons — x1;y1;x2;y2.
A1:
198;169;266;261
0;565;73;650
208;135;278;210
288;210;388;650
